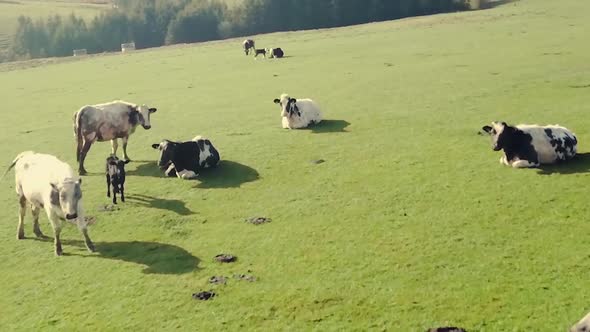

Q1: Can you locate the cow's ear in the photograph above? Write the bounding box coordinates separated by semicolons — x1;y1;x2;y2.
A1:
149;108;157;113
273;99;280;104
482;125;492;134
50;183;58;191
151;143;160;149
78;178;82;185
291;98;297;103
123;160;131;164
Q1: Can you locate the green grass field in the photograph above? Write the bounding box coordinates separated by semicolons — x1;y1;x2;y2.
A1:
0;0;107;53
1;0;590;330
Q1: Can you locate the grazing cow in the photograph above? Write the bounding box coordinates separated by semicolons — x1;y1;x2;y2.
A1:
571;311;590;332
73;100;157;175
268;48;284;58
1;151;94;256
106;155;129;204
253;49;266;58
482;121;577;168
243;39;255;55
151;136;220;179
273;93;322;129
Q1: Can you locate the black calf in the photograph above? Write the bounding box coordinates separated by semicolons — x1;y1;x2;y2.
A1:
254;49;266;58
106;155;129;204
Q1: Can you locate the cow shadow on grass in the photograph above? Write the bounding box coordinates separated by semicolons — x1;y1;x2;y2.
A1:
46;239;200;274
309;120;350;134
194;160;259;189
126;194;194;215
537;153;590;175
126;161;161;177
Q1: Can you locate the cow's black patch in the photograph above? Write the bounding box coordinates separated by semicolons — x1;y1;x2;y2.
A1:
128;110;139;126
497;125;539;164
50;187;60;206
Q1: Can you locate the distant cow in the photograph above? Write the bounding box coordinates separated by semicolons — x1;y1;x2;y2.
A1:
243;39;255;55
571;311;590;332
106;155;129;204
253;49;266;58
273;93;322;129
482;121;577;168
151;136;220;179
73;100;157;175
1;151;94;256
268;48;284;58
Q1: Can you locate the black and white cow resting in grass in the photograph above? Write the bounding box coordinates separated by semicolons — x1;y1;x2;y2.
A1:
273;93;322;129
1;151;94;256
570;311;590;332
151;136;220;179
268;48;284;58
482;121;577;168
74;100;157;175
243;39;255;55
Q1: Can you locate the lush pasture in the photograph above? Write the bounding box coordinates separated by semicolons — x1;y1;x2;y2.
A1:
0;0;106;53
1;0;590;330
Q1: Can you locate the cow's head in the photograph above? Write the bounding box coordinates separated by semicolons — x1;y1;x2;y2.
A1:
107;156;129;178
482;121;515;151
135;104;157;130
151;140;177;169
571;312;590;332
274;94;300;117
51;178;82;220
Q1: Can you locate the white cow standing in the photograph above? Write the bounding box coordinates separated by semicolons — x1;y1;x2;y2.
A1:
273;93;322;129
1;151;95;256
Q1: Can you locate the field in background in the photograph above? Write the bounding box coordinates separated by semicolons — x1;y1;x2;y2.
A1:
0;0;107;54
1;0;590;330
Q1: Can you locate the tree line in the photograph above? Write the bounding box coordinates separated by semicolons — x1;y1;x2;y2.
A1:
5;0;470;61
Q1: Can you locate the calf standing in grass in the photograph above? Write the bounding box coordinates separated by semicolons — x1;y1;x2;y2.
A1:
73;100;157;175
273;93;322;129
482;121;577;168
1;151;94;256
106;155;129;204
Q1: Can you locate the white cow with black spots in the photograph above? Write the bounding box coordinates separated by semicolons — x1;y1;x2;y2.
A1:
482;121;577;168
273;93;322;129
1;151;95;256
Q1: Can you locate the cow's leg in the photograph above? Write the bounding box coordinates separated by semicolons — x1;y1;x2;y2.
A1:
78;138;94;175
122;136;130;161
31;205;45;238
111;139;118;156
165;164;177;177
17;195;27;239
77;222;95;253
112;187;117;205
512;160;539;168
46;212;63;256
499;155;511;166
76;135;83;162
120;183;125;203
106;174;111;198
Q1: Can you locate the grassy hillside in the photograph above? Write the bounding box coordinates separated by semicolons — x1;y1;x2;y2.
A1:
0;0;107;54
1;0;590;330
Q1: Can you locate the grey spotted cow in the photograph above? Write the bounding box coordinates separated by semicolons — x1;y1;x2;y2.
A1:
482;121;577;168
73;100;157;175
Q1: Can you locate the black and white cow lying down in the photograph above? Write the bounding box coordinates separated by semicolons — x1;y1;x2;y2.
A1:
482;121;577;168
151;136;220;179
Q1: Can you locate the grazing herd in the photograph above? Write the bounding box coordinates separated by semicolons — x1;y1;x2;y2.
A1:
243;38;284;59
2;37;589;330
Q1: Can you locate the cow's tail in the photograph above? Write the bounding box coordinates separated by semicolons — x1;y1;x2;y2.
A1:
0;151;31;182
74;108;84;162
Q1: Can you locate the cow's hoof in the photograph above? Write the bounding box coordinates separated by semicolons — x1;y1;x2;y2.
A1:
86;242;96;253
17;233;25;240
55;249;63;256
34;230;45;238
79;169;88;176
